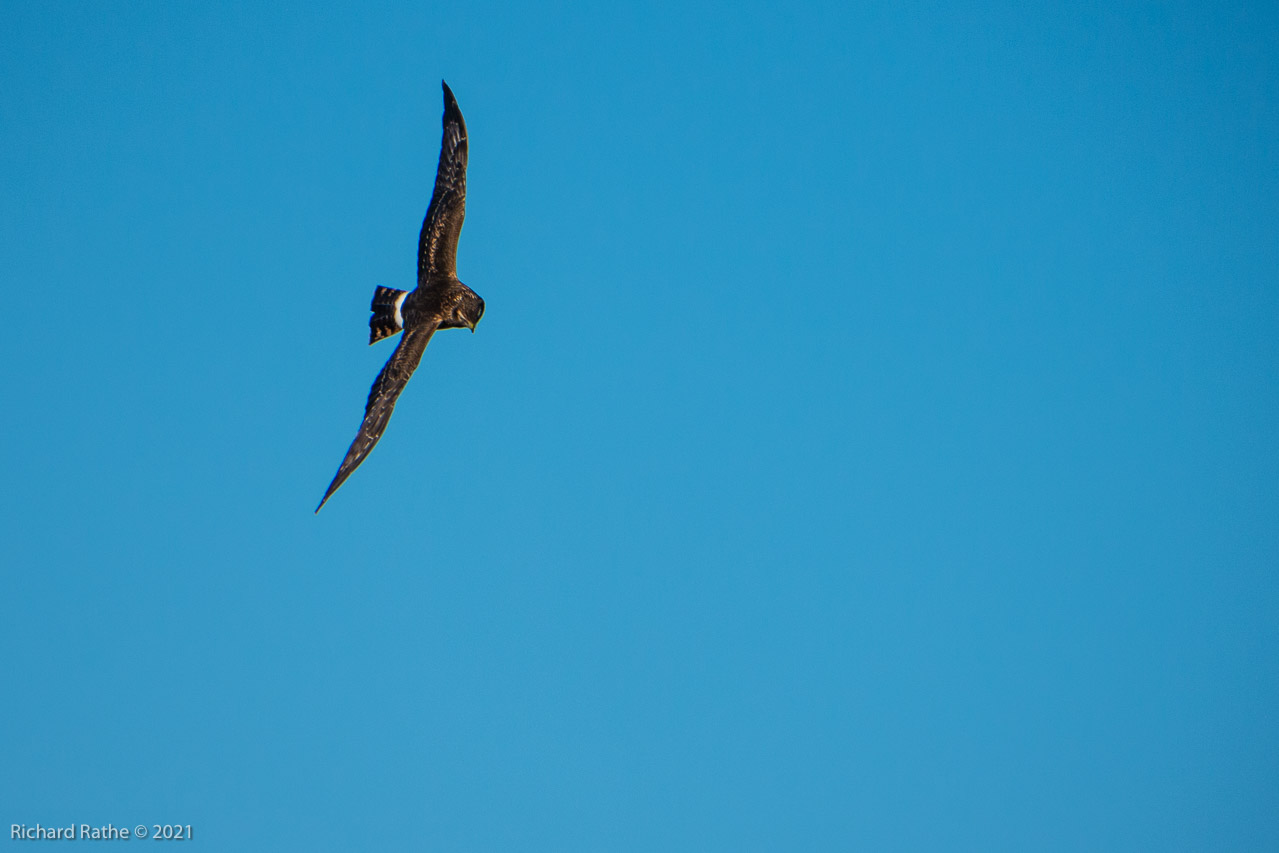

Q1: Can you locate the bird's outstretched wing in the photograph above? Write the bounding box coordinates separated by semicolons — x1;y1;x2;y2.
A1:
316;324;439;512
417;80;468;282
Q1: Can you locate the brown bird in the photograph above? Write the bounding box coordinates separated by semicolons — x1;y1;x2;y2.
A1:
316;81;484;513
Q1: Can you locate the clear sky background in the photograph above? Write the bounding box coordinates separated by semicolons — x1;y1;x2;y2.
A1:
2;2;1277;850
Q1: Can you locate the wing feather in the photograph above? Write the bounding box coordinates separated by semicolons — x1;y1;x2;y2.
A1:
315;324;438;512
417;80;468;282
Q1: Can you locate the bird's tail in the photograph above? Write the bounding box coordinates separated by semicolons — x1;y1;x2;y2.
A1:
369;286;409;344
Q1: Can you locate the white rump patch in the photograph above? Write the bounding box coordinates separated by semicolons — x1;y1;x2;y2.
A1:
393;292;408;329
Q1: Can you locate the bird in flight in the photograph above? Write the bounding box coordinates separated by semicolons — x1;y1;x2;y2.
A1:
316;80;485;513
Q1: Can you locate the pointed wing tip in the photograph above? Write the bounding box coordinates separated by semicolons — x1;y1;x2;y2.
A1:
436;80;466;143
316;483;338;513
441;80;463;121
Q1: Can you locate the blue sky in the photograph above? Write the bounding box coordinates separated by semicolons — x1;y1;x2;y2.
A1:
2;1;1277;849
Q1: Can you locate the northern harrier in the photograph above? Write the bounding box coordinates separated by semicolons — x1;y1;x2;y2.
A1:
316;81;484;513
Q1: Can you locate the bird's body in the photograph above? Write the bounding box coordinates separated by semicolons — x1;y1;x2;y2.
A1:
316;81;484;513
404;281;484;332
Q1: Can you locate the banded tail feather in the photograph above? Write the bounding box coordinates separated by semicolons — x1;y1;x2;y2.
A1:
369;286;410;344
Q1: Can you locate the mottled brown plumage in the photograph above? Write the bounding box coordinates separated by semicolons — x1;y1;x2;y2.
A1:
317;81;485;513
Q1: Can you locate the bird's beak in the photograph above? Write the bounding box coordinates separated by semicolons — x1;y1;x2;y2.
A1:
468;320;477;333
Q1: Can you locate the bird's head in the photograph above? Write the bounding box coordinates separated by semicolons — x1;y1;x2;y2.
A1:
449;287;485;333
